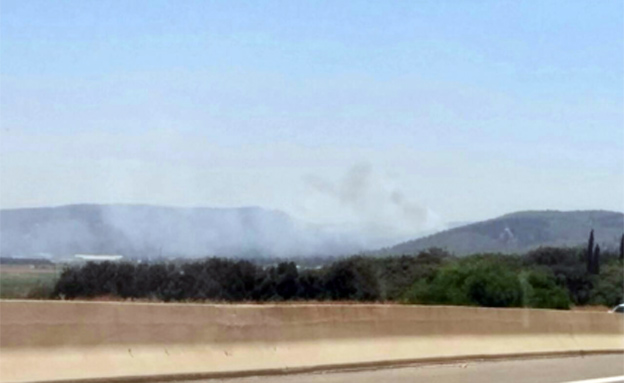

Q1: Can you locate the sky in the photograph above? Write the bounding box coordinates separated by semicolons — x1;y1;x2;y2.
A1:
1;0;623;233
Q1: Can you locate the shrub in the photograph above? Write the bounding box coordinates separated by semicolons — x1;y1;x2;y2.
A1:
323;257;380;301
519;270;570;309
403;255;523;308
589;261;624;307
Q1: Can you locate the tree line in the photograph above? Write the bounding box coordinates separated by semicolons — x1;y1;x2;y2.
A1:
52;232;624;309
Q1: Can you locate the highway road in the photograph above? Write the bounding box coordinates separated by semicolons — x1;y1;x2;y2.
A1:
188;354;624;383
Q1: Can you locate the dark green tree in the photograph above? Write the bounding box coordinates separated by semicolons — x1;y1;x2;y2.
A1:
275;262;300;300
593;244;601;275
298;271;324;300
524;247;591;305
323;257;380;301
587;230;595;274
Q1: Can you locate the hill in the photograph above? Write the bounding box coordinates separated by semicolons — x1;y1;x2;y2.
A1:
0;204;363;259
380;210;624;256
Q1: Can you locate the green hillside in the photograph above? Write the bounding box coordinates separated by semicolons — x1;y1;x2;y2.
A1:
380;210;624;256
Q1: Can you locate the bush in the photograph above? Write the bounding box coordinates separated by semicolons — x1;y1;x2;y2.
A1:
524;247;591;305
404;255;523;308
376;249;452;300
322;257;380;301
519;270;570;309
589;261;624;307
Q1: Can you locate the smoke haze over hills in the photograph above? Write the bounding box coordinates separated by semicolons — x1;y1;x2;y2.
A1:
0;204;422;259
2;204;622;260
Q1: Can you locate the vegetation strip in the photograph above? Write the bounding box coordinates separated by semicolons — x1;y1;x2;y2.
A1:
50;242;622;309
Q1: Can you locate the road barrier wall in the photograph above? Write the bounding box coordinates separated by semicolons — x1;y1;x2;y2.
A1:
1;300;622;382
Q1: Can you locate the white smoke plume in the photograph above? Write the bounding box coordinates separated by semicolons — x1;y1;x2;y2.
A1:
0;163;443;259
300;163;442;249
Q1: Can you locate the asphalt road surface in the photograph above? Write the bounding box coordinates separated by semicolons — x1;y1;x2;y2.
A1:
187;354;624;383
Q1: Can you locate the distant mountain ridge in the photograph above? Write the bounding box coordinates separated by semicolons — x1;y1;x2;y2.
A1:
3;206;622;259
379;210;624;256
0;204;363;259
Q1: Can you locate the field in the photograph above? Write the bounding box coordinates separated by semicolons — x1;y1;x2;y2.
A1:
0;265;61;299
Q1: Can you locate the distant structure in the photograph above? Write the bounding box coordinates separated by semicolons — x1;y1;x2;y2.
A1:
74;254;124;262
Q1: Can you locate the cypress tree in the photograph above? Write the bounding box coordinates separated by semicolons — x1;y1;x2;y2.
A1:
586;230;594;274
593;244;600;274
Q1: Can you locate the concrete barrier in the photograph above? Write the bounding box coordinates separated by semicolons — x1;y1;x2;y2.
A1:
1;300;622;382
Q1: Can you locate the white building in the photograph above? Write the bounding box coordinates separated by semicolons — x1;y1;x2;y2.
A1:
74;254;124;262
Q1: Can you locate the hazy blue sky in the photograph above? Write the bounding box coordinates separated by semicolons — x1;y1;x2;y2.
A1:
1;1;623;231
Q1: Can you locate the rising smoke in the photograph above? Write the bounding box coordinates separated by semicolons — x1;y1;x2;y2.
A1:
300;163;441;249
0;164;441;259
